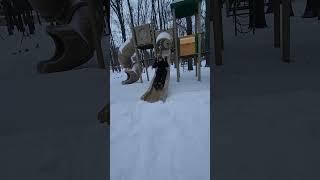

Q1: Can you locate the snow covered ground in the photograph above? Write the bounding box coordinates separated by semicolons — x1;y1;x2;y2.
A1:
214;1;320;180
0;26;108;179
110;63;210;180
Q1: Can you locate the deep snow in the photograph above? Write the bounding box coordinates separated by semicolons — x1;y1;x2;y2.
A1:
0;26;108;180
110;63;210;180
214;1;320;180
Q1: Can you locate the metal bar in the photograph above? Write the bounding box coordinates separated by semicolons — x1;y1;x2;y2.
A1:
195;11;199;77
172;9;180;82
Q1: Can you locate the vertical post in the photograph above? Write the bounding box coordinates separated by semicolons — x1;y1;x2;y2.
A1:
195;14;199;77
131;25;143;83
196;1;201;81
127;0;143;82
213;0;223;65
88;0;105;69
151;21;157;82
172;8;180;82
281;0;290;62
274;0;280;48
144;50;150;81
151;21;157;56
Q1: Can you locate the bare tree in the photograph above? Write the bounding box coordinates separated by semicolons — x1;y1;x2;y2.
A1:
141;0;149;24
160;0;166;29
137;0;142;25
126;0;135;29
111;0;127;42
157;0;163;30
151;0;158;29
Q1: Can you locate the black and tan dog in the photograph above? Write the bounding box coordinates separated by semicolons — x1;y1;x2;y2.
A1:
152;57;169;90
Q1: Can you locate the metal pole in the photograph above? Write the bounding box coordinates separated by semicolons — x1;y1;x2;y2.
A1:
195;13;199;77
196;1;201;81
144;50;150;81
172;8;180;82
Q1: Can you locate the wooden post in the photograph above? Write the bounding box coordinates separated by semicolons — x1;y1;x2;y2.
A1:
196;1;201;81
172;9;180;82
281;0;290;62
213;0;223;65
195;14;199;77
274;0;280;48
88;0;105;69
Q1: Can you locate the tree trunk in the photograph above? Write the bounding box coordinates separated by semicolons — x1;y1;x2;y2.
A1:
157;0;163;30
111;0;127;42
267;0;294;16
127;0;135;31
186;16;194;71
137;0;141;25
249;0;267;28
119;19;127;42
161;0;166;30
151;0;158;29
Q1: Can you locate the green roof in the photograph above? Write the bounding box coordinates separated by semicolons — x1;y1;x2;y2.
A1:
170;0;202;19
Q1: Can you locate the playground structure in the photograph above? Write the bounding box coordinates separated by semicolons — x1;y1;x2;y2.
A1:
212;0;320;66
225;0;257;36
0;0;106;73
117;0;205;103
118;38;143;85
140;32;173;103
117;23;176;84
117;22;174;102
171;0;203;82
0;0;109;125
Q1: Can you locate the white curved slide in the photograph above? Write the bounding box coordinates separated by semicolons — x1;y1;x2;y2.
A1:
118;38;142;85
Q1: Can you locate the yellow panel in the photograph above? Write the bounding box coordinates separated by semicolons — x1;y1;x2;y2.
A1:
179;35;196;57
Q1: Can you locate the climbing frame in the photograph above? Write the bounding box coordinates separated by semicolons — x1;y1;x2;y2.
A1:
131;23;158;82
171;0;202;82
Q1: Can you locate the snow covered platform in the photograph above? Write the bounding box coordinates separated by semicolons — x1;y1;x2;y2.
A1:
214;2;320;180
111;64;210;180
0;27;108;179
